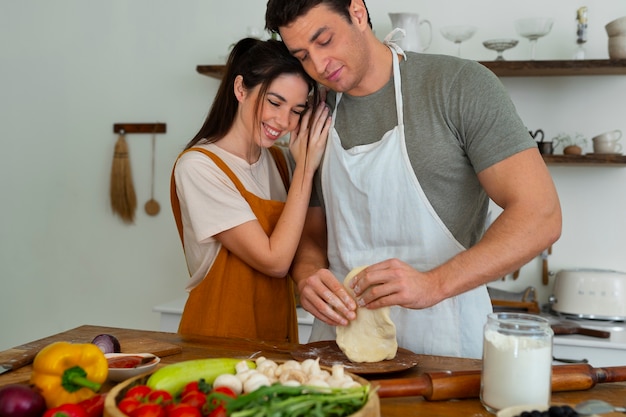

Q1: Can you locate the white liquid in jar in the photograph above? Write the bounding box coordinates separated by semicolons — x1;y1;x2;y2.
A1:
480;328;552;411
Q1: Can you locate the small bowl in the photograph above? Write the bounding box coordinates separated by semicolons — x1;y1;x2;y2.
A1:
482;38;519;60
608;35;626;59
105;353;160;382
606;16;626;37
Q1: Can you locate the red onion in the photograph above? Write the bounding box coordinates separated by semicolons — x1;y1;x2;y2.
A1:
0;384;46;417
91;333;121;353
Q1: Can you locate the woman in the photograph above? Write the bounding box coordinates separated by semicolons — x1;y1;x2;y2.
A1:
171;37;330;343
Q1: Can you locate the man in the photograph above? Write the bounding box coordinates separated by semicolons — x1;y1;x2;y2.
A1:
265;0;561;358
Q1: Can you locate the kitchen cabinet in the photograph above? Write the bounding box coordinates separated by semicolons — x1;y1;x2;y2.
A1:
196;59;626;166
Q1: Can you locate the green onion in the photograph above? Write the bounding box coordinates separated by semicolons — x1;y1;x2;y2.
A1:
221;383;370;417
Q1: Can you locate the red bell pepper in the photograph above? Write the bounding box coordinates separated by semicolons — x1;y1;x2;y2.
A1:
44;394;106;417
43;403;88;417
77;394;106;417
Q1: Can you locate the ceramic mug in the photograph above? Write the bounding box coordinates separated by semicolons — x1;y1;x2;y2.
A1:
537;141;553;155
592;129;622;154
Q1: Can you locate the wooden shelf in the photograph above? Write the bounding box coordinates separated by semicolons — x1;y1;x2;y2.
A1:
542;154;626;165
197;65;225;80
479;59;626;77
198;59;626;80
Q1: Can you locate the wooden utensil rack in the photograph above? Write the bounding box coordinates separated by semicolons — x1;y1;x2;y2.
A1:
113;123;167;134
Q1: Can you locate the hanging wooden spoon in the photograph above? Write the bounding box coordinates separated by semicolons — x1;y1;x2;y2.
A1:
145;132;160;216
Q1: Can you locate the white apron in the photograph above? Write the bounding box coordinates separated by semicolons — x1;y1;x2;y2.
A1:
310;45;492;358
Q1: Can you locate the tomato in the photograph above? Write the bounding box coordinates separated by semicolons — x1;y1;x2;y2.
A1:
212;387;236;397
147;390;173;405
211;387;236;400
125;385;153;401
167;404;202;417
162;403;177;416
180;391;206;409
207;405;226;417
205;386;236;415
118;398;142;415
179;381;199;398
130;403;166;417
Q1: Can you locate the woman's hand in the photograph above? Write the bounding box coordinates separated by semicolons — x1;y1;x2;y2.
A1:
289;102;331;173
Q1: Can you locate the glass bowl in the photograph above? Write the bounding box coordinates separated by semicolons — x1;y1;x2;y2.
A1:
482;38;519;60
440;25;478;43
514;17;554;40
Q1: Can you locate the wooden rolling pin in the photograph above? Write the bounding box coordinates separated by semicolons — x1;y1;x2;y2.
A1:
372;364;626;400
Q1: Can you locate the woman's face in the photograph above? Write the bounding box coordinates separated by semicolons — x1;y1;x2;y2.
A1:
240;73;310;148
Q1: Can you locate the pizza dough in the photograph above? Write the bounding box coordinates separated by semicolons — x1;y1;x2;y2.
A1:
336;266;398;363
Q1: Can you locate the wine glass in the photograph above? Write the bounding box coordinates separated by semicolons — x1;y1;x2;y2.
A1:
440;25;477;58
482;39;518;61
514;18;554;60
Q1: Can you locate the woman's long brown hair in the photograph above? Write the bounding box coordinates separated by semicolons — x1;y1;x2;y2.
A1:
185;38;319;150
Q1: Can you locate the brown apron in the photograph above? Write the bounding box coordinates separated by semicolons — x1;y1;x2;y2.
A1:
170;146;298;343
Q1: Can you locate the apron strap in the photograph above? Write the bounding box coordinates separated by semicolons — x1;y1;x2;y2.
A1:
170;146;290;246
383;28;408;60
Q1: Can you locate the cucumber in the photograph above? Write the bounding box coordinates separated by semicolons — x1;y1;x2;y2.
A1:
146;358;255;395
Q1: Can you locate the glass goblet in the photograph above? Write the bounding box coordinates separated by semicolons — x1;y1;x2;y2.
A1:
514;18;554;60
482;39;519;61
440;25;477;58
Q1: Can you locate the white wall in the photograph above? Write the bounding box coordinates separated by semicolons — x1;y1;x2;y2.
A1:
1;0;625;350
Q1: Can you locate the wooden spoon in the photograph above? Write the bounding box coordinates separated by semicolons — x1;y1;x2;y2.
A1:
145;133;160;216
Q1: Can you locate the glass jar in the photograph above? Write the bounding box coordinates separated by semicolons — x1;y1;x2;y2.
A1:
480;312;553;413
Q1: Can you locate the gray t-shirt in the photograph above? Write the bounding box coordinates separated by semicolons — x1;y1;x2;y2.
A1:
316;52;535;248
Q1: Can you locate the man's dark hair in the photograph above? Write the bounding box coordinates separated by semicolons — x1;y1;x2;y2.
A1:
265;0;372;34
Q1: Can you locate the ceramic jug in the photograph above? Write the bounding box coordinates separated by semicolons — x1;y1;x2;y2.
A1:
388;12;432;52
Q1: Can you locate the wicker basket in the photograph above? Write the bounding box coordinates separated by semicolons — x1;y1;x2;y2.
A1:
104;366;380;417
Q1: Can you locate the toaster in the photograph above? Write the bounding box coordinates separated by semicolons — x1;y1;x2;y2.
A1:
550;268;626;320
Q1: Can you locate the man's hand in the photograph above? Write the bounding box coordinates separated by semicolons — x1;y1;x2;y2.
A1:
349;258;445;311
297;268;357;326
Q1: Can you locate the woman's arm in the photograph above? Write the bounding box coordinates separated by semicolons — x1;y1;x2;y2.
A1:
215;103;330;277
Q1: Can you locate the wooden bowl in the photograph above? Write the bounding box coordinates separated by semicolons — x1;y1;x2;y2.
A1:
104;366;380;417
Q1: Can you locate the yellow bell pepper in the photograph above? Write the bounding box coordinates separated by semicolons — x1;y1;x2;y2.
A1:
30;341;108;408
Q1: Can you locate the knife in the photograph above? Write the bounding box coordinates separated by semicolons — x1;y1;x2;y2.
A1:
0;348;40;375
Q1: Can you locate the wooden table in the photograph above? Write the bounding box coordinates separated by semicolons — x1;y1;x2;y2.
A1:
2;325;626;417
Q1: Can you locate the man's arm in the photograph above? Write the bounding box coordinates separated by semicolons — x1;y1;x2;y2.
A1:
350;148;562;310
291;206;357;325
436;147;561;298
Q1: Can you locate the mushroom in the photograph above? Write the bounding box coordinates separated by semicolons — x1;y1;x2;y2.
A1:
243;372;271;393
279;368;308;385
213;373;243;395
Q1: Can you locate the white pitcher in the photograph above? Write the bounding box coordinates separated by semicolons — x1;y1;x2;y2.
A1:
388;12;432;52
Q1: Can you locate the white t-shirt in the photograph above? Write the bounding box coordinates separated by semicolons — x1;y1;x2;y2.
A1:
174;143;289;290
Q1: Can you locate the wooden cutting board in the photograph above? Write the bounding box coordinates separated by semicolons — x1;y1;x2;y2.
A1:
119;337;182;357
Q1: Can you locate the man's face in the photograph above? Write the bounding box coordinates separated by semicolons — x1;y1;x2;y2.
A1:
279;4;369;95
